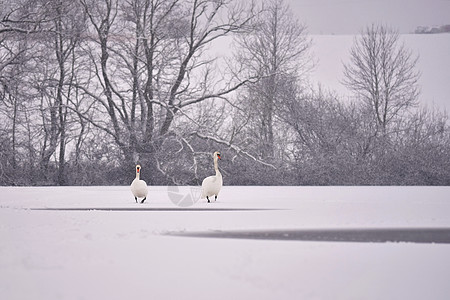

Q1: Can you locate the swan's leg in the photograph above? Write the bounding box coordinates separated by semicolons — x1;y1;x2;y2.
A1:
141;197;146;204
214;195;217;201
207;196;210;203
135;197;138;203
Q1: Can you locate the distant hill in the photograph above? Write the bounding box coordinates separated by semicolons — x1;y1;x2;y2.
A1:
415;25;450;34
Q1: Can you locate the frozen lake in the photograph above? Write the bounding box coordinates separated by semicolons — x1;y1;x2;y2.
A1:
1;186;450;299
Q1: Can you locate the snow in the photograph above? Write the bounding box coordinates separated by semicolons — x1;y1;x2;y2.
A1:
287;0;450;35
216;33;450;112
1;186;450;300
310;34;450;112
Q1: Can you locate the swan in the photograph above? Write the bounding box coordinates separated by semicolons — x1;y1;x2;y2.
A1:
131;164;148;203
201;151;222;203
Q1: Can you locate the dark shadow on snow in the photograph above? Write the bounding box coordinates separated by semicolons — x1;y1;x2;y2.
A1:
169;228;450;244
31;207;277;212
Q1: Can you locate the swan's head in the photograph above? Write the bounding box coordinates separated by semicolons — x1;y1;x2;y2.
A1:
214;151;221;160
135;164;141;174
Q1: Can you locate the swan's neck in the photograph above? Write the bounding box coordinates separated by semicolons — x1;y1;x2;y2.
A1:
136;172;140;180
214;157;221;176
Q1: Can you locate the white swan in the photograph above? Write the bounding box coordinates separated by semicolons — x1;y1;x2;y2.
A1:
201;151;222;203
131;164;148;203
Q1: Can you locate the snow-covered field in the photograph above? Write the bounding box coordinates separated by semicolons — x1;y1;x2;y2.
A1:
1;186;450;300
216;34;450;111
310;34;450;111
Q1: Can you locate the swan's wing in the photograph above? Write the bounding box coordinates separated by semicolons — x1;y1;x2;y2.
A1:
131;179;148;197
140;180;148;195
202;175;216;186
201;176;215;198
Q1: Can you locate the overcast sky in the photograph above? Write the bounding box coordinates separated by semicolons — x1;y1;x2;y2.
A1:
286;0;450;34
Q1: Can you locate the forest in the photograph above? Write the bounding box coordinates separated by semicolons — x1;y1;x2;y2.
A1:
1;0;449;186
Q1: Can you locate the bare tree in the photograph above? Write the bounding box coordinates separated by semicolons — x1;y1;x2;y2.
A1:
77;0;257;183
0;0;54;35
52;0;86;185
3;1;448;186
343;24;420;131
0;1;47;183
233;0;311;160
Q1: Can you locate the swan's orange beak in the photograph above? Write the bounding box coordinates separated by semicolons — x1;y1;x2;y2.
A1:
137;168;140;173
217;154;221;160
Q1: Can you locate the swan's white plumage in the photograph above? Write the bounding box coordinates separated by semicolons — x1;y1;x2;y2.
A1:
201;152;222;201
201;173;222;198
131;177;148;198
131;165;148;202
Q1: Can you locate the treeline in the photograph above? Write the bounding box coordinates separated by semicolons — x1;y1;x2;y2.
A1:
1;0;449;186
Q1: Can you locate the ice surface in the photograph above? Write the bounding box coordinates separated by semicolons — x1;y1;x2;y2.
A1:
1;186;450;300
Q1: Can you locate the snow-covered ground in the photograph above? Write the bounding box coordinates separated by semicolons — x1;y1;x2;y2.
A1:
1;186;450;300
310;34;450;111
216;33;450;112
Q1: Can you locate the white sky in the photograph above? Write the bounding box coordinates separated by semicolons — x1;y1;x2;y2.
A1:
286;0;450;34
